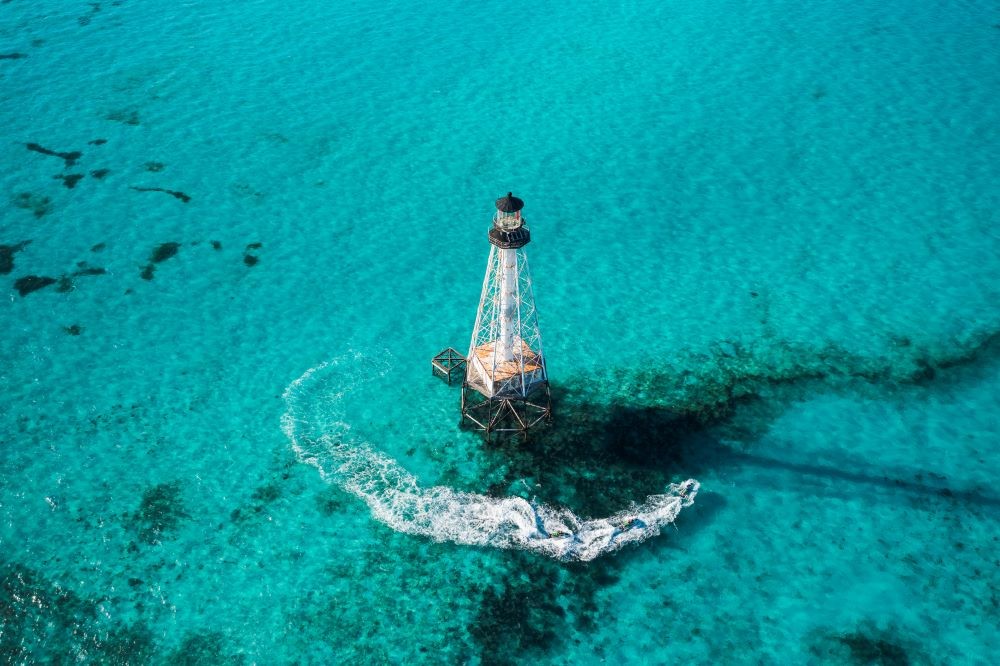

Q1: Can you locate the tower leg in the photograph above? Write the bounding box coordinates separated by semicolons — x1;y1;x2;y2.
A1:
542;383;553;423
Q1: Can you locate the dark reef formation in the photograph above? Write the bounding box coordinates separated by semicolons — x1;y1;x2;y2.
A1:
127;482;189;544
106;109;140;126
314;487;345;516
471;554;561;662
166;631;241;664
1;560;92;661
12;192;52;218
55;276;74;293
243;242;261;267
251;483;281;503
144;161;165;172
467;550;625;665
151;242;180;263
1;558;233;663
807;622;931;666
26;142;82;167
49;264;108;293
0;240;30;275
13;275;57;297
140;242;181;280
78;2;101;26
90;168;110;179
575;331;1000;424
6;239;108;296
0;53;28;60
130;186;191;203
54;173;85;189
230;482;283;525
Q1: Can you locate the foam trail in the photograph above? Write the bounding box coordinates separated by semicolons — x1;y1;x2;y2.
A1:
282;353;699;561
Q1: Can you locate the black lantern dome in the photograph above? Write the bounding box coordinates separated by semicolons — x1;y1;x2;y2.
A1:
495;192;524;213
489;192;529;249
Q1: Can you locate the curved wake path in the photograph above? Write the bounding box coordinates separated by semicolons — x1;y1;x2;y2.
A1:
282;353;699;561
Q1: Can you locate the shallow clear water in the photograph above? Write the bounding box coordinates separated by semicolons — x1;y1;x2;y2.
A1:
2;0;999;663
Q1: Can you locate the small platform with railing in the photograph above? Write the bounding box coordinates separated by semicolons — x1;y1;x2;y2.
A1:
432;347;466;384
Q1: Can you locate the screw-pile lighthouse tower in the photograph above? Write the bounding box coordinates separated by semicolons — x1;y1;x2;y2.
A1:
461;193;552;435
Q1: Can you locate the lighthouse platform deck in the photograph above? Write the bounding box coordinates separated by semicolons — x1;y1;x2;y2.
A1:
466;340;546;398
471;341;543;381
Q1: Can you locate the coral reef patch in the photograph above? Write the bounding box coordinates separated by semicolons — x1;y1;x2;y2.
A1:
106;109;140;126
243;242;261;267
26;142;82;167
54;173;85;189
0;559;161;662
1;560;90;661
150;242;181;264
574;332;1000;425
468;552;618;665
166;631;242;665
11;192;52;218
0;240;30;275
73;266;107;277
13;275;57;296
807;622;931;666
127;482;190;544
130;186;191;203
140;242;181;280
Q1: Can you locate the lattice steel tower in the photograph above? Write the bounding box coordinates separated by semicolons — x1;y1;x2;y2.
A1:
462;192;552;436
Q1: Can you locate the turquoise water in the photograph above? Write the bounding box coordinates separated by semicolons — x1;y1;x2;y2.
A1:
3;0;999;662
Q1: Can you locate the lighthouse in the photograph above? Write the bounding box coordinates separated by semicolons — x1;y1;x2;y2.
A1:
461;192;552;436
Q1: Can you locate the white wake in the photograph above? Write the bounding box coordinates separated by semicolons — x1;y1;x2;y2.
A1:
282;353;699;562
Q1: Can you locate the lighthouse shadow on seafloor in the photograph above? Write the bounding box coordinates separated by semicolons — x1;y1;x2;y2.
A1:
474;385;732;519
472;380;1000;531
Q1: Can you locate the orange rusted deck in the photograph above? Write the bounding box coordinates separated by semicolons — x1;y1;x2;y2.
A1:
471;340;542;382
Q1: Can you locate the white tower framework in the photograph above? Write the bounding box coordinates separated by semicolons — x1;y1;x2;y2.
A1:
462;193;552;436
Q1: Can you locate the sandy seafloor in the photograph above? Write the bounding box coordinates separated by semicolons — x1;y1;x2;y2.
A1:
2;0;999;663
